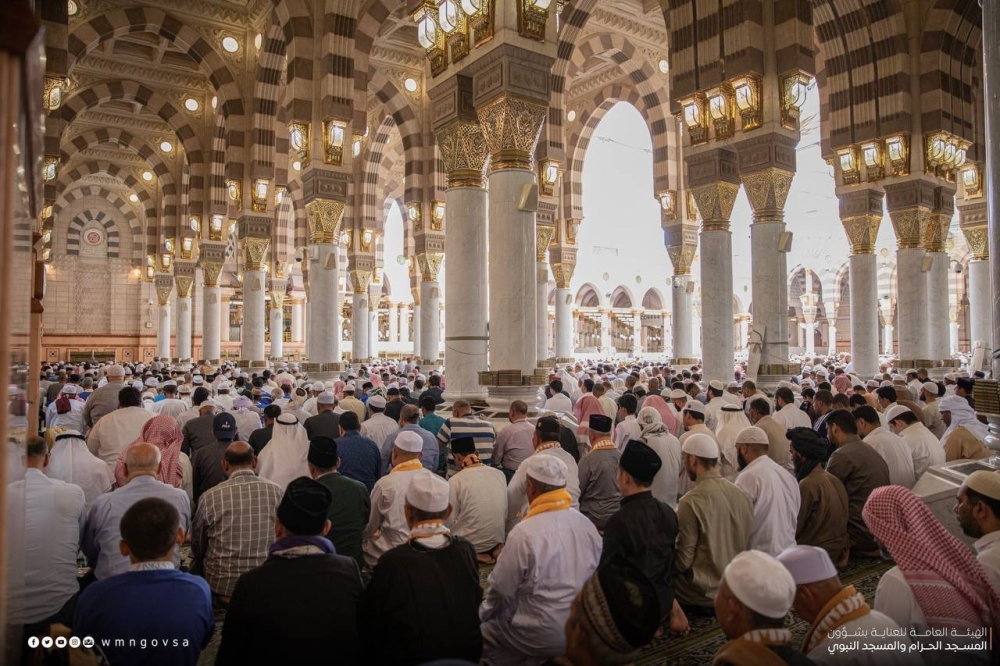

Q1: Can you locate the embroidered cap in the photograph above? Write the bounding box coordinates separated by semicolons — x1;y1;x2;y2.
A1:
776;545;839;586
724;550;796;619
394;430;424;453
405;470;450;512
525;454;568;486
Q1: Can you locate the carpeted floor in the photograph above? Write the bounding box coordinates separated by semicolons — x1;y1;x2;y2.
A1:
192;548;890;666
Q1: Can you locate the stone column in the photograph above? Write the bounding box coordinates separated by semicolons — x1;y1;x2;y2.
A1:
198;246;225;363
985;0;1000;384
411;287;421;358
536;225;555;365
552;261;575;360
350;269;371;362
305;199;345;365
241;236;270;363
400;303;410;344
368;279;380;358
155;274;173;360
800;294;817;356
880;297;895;355
270;283;286;360
388;302;398;343
839;188;884;376
417;254;443;365
431;85;490;396
174;273;194;361
667;242;697;362
924;188;955;362
689;149;741;382
824;308;838;356
885;181;934;365
738;143;796;380
290;299;304;343
631;309;643;356
950;312;960;354
599;309;612;353
959;200;991;349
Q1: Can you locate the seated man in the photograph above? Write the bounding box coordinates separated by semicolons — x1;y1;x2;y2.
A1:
506;416;581;533
447;436;507;564
939;395;991;461
363;471;483;664
733;426;800;557
191;442;282;603
577;414;623;530
308;437;369;570
74;498;214;666
362;430;427;568
480;456;602;665
712;550;811;665
216;477;365;665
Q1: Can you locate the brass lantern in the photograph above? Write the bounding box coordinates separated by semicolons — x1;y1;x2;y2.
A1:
323;119;347;166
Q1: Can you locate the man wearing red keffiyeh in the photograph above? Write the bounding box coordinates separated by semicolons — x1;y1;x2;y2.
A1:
864;485;1000;663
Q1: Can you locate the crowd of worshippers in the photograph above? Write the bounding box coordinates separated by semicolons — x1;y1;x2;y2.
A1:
8;356;1000;665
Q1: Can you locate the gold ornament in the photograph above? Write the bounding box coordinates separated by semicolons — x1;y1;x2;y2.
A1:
417;252;444;282
740;168;794;223
536;225;555;262
667;244;697;276
436;120;490;188
350;269;371;294
175;276;194;299
691;181;740;231
962;225;989;261
242;237;271;271
201;261;224;287
476;95;547;171
551;262;576;289
306;198;346;244
888;207;930;250
841;214;882;255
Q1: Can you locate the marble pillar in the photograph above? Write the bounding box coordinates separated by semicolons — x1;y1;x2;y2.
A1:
350;270;371;361
553;271;574;359
305;199;346;364
950;316;960;354
270;301;284;359
840;189;884;376
880;297;895;355
800;303;817;356
886;183;936;363
369;285;379;358
418;257;443;364
537;262;549;363
985;0;1000;382
242;269;267;362
667;245;696;360
412;289;422;358
155;275;173;360
200;261;223;362
968;259;992;347
631;309;643;356
400;303;410;344
600;309;612;353
291;300;303;343
824;310;837;356
175;276;193;360
924;197;954;361
389;302;398;343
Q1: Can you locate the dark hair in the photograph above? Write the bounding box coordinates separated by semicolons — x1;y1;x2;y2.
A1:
528;477;565;495
118;387;142;408
339;410;360;431
814;390;834;406
802;387;815;399
965;487;1000;520
550;379;564;393
832;394;850;408
890;411;919;426
536;415;562;439
875;386;897;403
387;387;400;396
400;405;420;423
825;409;858;434
510;400;528;415
583;378;594;392
774;387;794;405
618;394;638;415
419;396;438;412
848;394;868;408
852;405;880;426
120;497;180;560
192;387;212;406
429;375;441;387
25;435;47;458
708;385;722;398
264;404;282;420
407;505;449;522
749;398;771;416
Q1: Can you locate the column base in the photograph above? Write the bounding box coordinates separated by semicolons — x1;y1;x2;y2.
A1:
486;385;544;410
554;357;576;365
300;362;345;373
239;359;268;369
671;357;700;367
896;358;945;370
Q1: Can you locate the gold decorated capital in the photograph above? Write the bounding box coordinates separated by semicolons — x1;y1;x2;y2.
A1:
691;182;740;231
922;212;951;253
242;237;270;271
436;120;489;188
841;214;882;255
349;269;371;295
551;262;576;289
888;207;930;250
667;244;697;276
962;225;989;261
175;276;194;299
201;261;224;288
270;288;286;309
306;198;346;244
476;95;547;172
536;225;555;262
154;275;174;307
417;252;444;282
740;168;794;223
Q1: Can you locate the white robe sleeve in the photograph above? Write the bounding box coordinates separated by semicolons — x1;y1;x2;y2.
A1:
480;528;531;624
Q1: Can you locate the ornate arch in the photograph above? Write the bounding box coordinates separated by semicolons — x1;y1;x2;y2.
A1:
575;282;605;308
54;185;144;264
360;115;403;231
369;70;424;205
67;210;120;259
251;19;287;182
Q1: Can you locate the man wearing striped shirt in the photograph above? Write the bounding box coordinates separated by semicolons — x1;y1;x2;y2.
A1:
191;441;283;604
436;400;497;477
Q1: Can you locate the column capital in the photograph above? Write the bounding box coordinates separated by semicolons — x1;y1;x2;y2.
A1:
838;188;884;254
306;198;346;244
431;76;489;188
884;179;940;250
962;225;990;261
476;93;547;171
739;166;795;223
241;237;270;271
349;269;371;295
551;261;575;289
690;181;740;231
417;252;444;282
175;275;194;299
154;274;174;306
667;244;697;275
300;168;350;205
536;224;555;262
922;187;956;253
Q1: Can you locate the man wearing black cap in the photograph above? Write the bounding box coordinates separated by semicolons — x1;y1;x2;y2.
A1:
505;416;581;533
307;436;369;570
216;477;365;665
447;437;507;564
578;414;622;530
191;412;239;503
602;440;685;633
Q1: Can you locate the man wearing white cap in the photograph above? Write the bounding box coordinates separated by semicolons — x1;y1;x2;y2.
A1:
83;364;128;427
955;470;1000;586
505;417;580;533
704;380;727;431
712;550;810;665
339;383;366;423
45;383;86;432
481;455;601;666
674;434;752;612
360;395;397;448
734;426;800;557
362;470;484;664
256;413;310;491
777;545;916;664
362;430;427;567
918;381;945;438
885;405;944;480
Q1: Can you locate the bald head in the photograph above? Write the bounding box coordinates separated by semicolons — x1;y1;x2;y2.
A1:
124;442;162;481
222;441;256;475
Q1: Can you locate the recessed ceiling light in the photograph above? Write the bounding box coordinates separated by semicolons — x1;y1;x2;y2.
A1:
567;109;577;122
160;141;173;152
658;59;669;74
142;171;153;181
292;160;301;171
184;98;199;111
67;0;78;16
254;33;262;51
211;96;218;110
129;193;139;203
222;37;239;53
404;77;418;93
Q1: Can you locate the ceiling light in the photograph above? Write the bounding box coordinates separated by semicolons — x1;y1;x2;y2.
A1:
142;171;153;181
404;77;418;93
658;59;668;74
129;193;139;202
254;33;262;51
292;160;301;171
160;141;173;153
222;37;240;53
211;96;218;110
67;0;78;16
567;109;577;122
184;98;199;111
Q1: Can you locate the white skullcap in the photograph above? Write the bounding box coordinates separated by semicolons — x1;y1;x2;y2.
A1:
777;545;839;586
193;376;204;385
276;413;298;425
178;385;192;394
866;380;880;388
142;390;156;400
965;470;1000;501
709;380;724;391
905;368;918;376
727;381;740;389
879;380;893;388
201;399;217;409
682;401;705;415
735;426;769;446
670;389;687;400
525;454;568;486
368;395;387;409
343;382;356;392
217;381;231;389
107;364;125;377
938;395;967;413
317;391;337;405
163;380;177;388
890;374;905;382
394;430;424;453
324;381;336;390
921;381;939;394
945;373;958;381
681;433;719;458
144;377;158;387
801;379;814;388
131;380;144;391
405;470;450;512
958;371;970;378
884;405;912;422
724;550;796;619
61;384;79;395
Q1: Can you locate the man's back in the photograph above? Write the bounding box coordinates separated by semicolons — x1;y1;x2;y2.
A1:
437;414;497;472
336;431;382;491
191;441;230;502
304;410;340;441
314;472;370;569
577;448;623;530
216;553;364;665
492;419;535;473
247;424;273;455
826;438;890;553
88;407;153;467
83;380;126;426
797;470;850;567
182;412;216;456
448;464;508;554
755;415;791;468
862;428;915;488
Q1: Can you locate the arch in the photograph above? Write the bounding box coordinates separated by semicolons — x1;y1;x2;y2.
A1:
251;19;287;182
268;0;315;125
369;69;424;205
641;287;665;311
53;185;144;264
610;286;635;309
575;283;605;308
52;160;154;218
353;0;406;128
360;114;401;230
67;210;121;259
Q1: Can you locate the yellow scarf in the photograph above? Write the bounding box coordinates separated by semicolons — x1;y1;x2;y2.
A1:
589;438;616;453
391;458;424;474
525;488;573;519
461;454;484;468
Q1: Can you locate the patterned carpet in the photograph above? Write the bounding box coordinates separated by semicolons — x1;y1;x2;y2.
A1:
193;549;891;666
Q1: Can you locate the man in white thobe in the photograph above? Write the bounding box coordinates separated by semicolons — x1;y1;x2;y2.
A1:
956;471;1000;590
772;387;811;430
447;436;507;563
480;455;601;666
919;381;946;438
44;384;86;431
45;430;113;509
506;416;580;533
86;387;153;470
151;382;188;420
733;426;800;556
885;405;944;480
362;431;427;568
854;406;916;488
256;412;310;491
359;395;398;448
612;394;641;451
703;380;727;431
